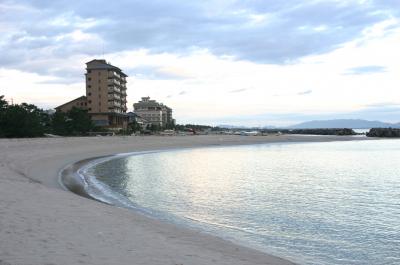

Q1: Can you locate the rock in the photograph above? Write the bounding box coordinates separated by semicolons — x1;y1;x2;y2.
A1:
366;128;400;137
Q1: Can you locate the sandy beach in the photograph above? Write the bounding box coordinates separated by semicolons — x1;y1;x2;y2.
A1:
0;135;370;265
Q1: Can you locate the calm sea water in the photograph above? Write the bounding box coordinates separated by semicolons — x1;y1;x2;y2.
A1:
87;140;400;265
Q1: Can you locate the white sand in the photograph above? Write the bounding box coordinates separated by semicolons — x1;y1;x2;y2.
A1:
0;135;369;265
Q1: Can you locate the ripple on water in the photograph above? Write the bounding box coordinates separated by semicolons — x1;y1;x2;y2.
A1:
88;140;400;265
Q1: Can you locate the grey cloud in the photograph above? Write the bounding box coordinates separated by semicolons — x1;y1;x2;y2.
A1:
205;103;400;126
364;102;400;108
129;66;190;80
344;65;387;75
297;90;312;95
229;88;248;93
1;0;399;79
165;90;188;98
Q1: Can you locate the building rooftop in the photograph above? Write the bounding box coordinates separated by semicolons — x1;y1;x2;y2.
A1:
55;96;86;110
86;59;128;77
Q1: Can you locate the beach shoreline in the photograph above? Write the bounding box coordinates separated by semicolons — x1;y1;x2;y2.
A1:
0;135;372;265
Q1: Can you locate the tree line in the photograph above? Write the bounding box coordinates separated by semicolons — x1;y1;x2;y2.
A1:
0;95;94;138
0;95;225;138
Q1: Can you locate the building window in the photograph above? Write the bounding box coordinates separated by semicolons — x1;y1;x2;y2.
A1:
88;108;92;111
88;78;91;81
88;70;91;73
88;85;91;89
88;92;91;96
88;100;92;103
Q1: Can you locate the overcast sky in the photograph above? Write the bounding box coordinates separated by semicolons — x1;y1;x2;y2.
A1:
1;0;399;126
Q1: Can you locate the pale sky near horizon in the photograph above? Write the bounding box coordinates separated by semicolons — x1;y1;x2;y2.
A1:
1;0;399;126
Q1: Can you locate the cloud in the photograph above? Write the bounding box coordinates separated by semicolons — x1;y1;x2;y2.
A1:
178;91;187;95
205;103;400;127
129;65;192;80
344;65;387;75
364;102;400;108
297;90;312;95
2;1;400;126
229;88;248;93
1;0;399;80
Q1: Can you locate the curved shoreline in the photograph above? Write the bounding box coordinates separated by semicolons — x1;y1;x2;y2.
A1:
58;146;300;263
58;142;320;205
59;151;157;207
0;135;373;265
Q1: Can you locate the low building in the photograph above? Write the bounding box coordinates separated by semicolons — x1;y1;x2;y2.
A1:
127;112;150;129
55;96;87;113
133;97;174;128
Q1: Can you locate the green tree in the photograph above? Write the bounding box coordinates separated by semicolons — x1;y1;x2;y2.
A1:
129;120;142;133
0;101;46;138
0;95;8;137
51;107;93;136
0;95;8;111
147;123;160;132
51;111;71;135
164;122;175;130
67;107;93;135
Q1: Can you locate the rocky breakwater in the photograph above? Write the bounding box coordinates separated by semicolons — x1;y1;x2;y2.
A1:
289;128;356;136
262;128;356;136
366;128;400;137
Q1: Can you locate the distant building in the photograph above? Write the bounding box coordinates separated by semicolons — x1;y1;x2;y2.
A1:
133;97;174;128
161;105;173;127
127;112;150;129
55;59;129;129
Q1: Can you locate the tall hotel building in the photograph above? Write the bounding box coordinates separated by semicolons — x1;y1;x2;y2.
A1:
56;59;129;129
85;59;128;128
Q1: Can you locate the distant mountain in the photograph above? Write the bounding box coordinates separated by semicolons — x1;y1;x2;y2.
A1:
289;119;400;129
217;124;247;129
217;124;250;129
261;125;277;129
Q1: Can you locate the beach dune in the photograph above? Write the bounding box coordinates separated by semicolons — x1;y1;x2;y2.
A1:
0;135;365;265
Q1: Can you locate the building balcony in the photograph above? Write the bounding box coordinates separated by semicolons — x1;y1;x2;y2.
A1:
108;71;121;79
108;101;121;107
108;94;121;100
108;107;124;113
108;79;120;86
108;86;121;94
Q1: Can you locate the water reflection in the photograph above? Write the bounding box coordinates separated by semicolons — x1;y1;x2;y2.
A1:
93;157;131;197
90;140;400;265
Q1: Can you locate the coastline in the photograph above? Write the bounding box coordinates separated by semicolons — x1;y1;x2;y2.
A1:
0;135;372;265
